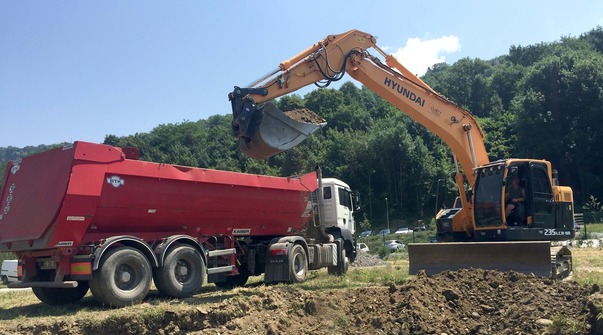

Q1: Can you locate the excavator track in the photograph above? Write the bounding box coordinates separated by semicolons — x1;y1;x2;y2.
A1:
408;241;572;279
550;245;572;279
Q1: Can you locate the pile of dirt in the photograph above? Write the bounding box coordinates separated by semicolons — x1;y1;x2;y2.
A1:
283;107;325;124
350;250;387;267
185;269;600;335
7;268;602;335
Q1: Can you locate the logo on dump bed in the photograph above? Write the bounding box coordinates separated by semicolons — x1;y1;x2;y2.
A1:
1;183;16;221
10;161;20;175
107;176;125;188
233;229;251;235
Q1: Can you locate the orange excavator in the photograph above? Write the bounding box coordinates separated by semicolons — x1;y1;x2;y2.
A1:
229;29;574;278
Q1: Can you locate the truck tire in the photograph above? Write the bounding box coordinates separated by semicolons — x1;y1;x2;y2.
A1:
1;276;7;285
153;244;205;298
32;281;89;305
328;238;348;276
289;244;308;283
90;247;152;307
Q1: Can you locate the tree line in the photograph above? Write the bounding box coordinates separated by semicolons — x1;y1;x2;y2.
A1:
1;27;602;229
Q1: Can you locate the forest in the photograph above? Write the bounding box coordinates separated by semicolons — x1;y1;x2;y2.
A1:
1;27;603;229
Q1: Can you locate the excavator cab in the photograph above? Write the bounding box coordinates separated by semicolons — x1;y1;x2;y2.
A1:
229;87;326;159
472;160;575;240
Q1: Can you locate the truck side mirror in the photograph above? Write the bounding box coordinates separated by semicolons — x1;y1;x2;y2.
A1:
353;192;361;212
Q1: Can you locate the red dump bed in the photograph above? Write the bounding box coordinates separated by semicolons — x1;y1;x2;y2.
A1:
0;142;318;252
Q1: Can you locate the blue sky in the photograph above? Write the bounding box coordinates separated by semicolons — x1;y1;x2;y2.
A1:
1;1;602;148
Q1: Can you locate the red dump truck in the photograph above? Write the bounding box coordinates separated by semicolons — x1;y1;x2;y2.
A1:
0;141;358;307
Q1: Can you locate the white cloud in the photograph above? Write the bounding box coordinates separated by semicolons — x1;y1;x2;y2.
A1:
391;35;461;76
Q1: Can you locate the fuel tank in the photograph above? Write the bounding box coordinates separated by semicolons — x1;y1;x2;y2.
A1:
0;142;318;252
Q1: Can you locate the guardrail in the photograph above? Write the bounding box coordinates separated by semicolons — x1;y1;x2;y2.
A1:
575;211;603;224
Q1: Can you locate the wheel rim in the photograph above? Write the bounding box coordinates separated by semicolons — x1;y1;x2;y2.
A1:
174;259;191;283
115;263;139;290
293;252;305;277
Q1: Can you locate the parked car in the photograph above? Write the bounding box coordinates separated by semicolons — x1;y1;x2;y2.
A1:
360;230;373;238
1;260;18;285
413;225;427;231
357;243;370;253
377;229;391;236
384;240;405;252
395;227;412;234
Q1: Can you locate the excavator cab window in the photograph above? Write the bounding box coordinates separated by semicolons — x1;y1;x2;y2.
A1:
528;163;555;228
473;165;504;227
506;166;519;182
504;165;527;226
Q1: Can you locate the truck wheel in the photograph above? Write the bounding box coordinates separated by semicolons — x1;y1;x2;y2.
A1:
32;281;89;305
328;239;348;276
289;244;307;283
1;276;7;285
153;244;205;298
90;247;152;307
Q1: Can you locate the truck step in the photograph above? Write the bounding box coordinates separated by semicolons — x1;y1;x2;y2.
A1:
207;265;236;275
207;248;236;258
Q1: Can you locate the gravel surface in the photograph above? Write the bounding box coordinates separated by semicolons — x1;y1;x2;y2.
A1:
350;251;387;267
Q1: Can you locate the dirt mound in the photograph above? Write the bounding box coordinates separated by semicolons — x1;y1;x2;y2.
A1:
187;269;599;335
349;250;387;267
5;268;603;335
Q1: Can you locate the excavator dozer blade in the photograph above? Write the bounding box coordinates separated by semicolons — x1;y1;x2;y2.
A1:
408;241;572;279
238;102;326;159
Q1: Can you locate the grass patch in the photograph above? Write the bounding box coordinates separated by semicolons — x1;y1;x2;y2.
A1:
570;248;603;285
547;315;590;335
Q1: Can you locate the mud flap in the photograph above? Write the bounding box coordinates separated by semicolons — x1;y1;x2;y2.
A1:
408;241;567;278
238;102;326;159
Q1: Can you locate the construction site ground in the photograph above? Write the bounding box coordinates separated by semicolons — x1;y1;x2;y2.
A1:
1;250;602;335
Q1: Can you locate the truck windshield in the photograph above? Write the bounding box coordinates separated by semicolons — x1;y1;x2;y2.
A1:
474;166;504;227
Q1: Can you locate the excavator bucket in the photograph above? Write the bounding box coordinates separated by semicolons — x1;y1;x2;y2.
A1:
408;241;572;279
236;102;326;159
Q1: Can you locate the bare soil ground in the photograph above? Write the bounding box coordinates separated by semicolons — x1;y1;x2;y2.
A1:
2;267;602;335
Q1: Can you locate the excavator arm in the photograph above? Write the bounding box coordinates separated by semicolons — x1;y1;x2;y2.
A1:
229;30;488;220
229;30;488;181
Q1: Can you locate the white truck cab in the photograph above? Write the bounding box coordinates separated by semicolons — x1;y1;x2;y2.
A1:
319;178;358;234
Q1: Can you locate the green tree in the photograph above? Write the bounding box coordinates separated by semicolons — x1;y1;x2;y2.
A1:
512;46;603;203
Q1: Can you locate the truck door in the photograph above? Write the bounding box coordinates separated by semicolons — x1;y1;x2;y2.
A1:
337;186;354;231
529;163;555;228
